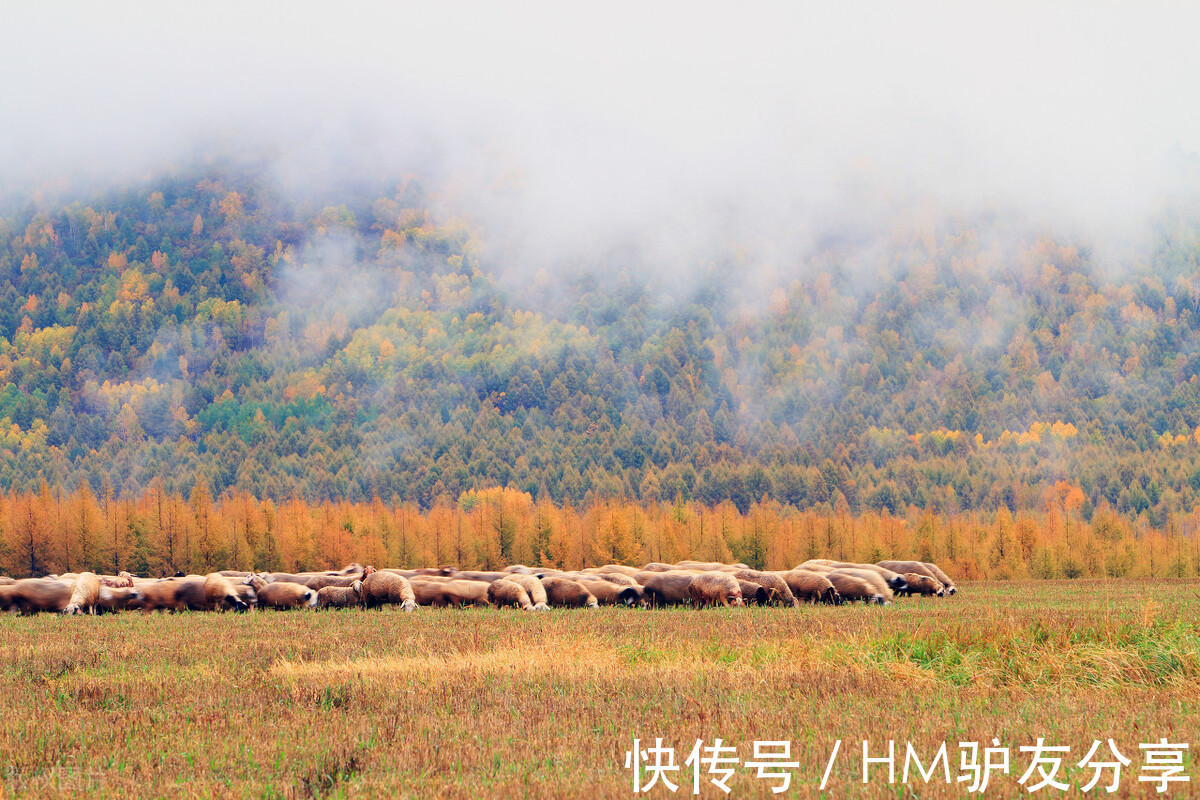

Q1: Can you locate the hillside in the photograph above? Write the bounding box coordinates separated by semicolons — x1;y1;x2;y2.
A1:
3;162;1200;525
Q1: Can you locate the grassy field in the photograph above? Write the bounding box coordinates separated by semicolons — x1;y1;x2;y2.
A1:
1;580;1198;798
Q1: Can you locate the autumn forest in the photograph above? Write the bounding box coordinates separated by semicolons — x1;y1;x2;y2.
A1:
3;159;1200;579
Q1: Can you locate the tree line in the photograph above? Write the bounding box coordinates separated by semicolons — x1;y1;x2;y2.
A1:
3;485;1197;582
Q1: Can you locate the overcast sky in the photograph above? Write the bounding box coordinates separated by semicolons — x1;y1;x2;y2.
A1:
3;1;1199;267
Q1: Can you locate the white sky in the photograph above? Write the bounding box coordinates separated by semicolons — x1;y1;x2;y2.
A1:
3;1;1198;261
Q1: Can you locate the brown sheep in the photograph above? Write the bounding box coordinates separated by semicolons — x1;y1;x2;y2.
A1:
540;577;599;608
64;572;102;615
828;568;894;602
688;572;745;608
97;585;138;613
410;578;491;607
501;574;550;610
246;576;318;610
317;581;364;609
775;570;841;604
488;578;534;610
576;577;646;607
876;561;958;595
135;576;207;613
641;562;677;572
732;569;798;606
417;578;491;607
823;562;909;592
825;572;887;604
922;562;957;594
898;573;945;597
359;571;417;611
638;571;699;607
737;579;770;605
0;578;73;614
303;574;365;591
203;573;249;612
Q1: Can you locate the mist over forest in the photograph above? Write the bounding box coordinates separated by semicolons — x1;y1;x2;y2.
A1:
2;2;1200;526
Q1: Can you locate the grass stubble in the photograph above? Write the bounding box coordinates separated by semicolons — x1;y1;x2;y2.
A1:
0;580;1198;798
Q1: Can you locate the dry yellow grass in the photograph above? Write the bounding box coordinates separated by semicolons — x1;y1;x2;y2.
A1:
1;580;1198;798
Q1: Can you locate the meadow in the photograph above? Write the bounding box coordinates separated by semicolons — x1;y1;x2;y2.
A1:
1;580;1198;798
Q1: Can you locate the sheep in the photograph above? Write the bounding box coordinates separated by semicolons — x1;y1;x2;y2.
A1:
245;575;318;610
876;561;958;595
317;581;364;609
501;573;550;610
898;573;945;597
824;572;886;604
203;573;249;612
575;577;646;607
540;577;599;608
774;570;841;604
0;578;73;614
732;569;798;606
828;568;894;603
359;571;417;611
410;578;492;608
64;572;101;615
638;571;699;607
688;572;745;607
487;578;534;610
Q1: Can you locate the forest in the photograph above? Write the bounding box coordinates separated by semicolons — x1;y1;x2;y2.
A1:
2;159;1200;577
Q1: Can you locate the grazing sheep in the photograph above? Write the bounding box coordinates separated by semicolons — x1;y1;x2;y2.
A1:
898;573;944;597
825;572;887;605
203;573;249;612
876;561;958;595
732;569;798;606
64;572;102;615
823;562;908;592
246;576;318;610
828;568;894;602
360;571;418;612
500;574;549;610
317;581;364;609
737;579;770;605
410;579;491;608
0;578;73;614
488;578;534;610
688;572;745;608
638;571;699;607
135;576;207;613
775;570;841;604
576;577;646;607
921;562;957;595
97;585;138;613
540;577;598;608
303;574;365;591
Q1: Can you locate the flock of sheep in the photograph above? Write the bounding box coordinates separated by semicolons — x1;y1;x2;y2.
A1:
0;558;957;615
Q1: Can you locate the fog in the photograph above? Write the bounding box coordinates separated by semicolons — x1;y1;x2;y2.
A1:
3;1;1199;283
